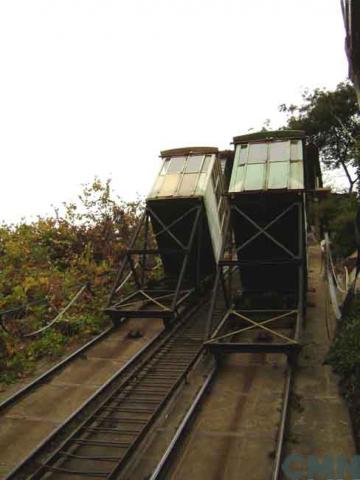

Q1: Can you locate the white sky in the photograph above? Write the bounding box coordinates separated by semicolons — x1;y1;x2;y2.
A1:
0;0;349;223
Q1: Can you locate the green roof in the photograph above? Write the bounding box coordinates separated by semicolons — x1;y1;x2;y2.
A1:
233;130;305;144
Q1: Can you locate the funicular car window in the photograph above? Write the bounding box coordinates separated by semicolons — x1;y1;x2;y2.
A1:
178;173;198;195
167;156;186;174
156;153;218;197
248;143;268;163
238;144;248;164
185;155;204;173
269;141;290;162
290;140;303;160
160;158;170;175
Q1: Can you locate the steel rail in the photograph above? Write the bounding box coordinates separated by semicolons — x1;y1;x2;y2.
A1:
0;324;116;414
149;366;216;480
5;323;166;480
106;319;207;479
272;365;293;480
5;299;205;480
149;363;293;480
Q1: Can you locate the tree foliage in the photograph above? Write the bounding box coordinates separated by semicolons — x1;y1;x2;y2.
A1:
0;178;143;384
280;82;360;192
313;193;358;259
326;295;360;449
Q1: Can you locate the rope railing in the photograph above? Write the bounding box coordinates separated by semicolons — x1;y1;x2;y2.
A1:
323;233;342;320
325;234;347;294
1;249;163;338
23;283;91;338
0;298;50;334
323;232;360;321
0;269;117;337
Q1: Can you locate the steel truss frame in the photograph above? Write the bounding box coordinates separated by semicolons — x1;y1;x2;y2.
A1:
106;202;205;324
205;197;305;358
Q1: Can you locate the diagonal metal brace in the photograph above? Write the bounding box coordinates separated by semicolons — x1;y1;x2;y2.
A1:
206;310;298;345
147;206;188;250
233;203;298;258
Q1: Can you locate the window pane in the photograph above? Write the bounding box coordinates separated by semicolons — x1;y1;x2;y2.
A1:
289;162;304;189
268;162;289;189
159;174;181;196
290;140;303;160
167;156;186;174
229;165;245;192
244;164;266;190
178;173;198;195
269;141;290;162
248;143;268;163
149;175;164;197
160;158;170;175
234;145;241;165
239;144;249;164
185;155;203;173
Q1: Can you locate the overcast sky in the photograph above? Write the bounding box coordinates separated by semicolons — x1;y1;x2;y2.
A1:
0;0;349;223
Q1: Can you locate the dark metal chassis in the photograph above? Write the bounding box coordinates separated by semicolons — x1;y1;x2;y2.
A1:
106;198;215;326
205;191;306;359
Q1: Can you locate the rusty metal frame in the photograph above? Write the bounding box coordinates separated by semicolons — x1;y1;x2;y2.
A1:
206;198;305;357
106;203;204;324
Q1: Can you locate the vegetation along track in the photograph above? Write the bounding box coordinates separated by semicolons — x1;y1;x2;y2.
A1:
5;299;210;480
0;326;115;414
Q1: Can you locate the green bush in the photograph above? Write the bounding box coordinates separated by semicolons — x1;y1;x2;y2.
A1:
0;178;143;385
314;193;358;259
326;296;360;401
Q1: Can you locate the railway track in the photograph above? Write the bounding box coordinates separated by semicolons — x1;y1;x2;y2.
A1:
135;352;293;480
5;299;210;480
0;317;163;478
3;286;294;480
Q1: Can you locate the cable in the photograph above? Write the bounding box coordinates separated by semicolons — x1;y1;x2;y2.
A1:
23;283;89;338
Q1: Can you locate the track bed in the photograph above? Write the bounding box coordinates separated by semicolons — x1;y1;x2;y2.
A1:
5;299;211;480
146;352;289;480
0;318;162;478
